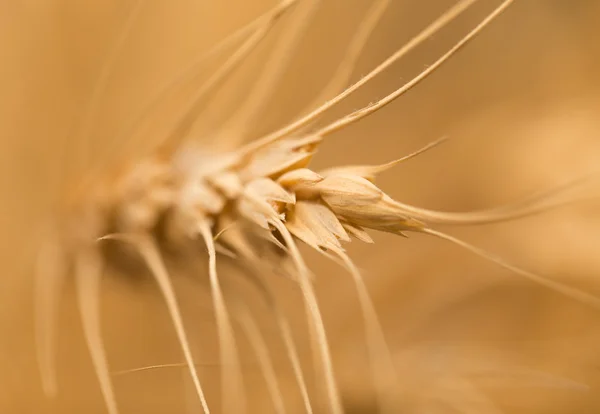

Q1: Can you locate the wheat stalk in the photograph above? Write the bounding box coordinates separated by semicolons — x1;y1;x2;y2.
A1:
33;1;600;413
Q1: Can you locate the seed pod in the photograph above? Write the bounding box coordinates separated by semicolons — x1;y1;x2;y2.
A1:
286;201;350;251
316;173;383;207
340;221;374;244
209;171;242;199
277;168;323;189
179;180;225;215
240;146;314;180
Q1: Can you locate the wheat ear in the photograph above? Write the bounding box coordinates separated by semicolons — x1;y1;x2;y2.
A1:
44;2;600;414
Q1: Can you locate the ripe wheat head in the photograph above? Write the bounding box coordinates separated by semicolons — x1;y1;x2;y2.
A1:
7;0;599;413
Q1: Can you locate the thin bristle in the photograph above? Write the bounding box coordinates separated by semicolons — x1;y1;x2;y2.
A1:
419;227;600;309
240;0;480;156
112;292;288;414
112;363;220;376
161;1;295;153
232;299;287;414
319;135;448;182
219;0;322;149
35;231;66;398
442;377;505;414
270;219;344;414
333;249;399;414
388;169;597;226
71;0;144;179
198;222;246;414
299;0;391;121
242;269;314;414
101;1;298;168
315;0;515;137
99;234;211;414
74;249;119;414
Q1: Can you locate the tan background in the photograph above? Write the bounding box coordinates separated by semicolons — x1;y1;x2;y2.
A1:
1;0;600;413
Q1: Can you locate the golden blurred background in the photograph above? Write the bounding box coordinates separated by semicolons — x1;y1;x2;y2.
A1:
2;0;600;413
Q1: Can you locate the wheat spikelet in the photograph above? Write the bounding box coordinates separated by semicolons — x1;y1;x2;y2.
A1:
31;1;600;413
